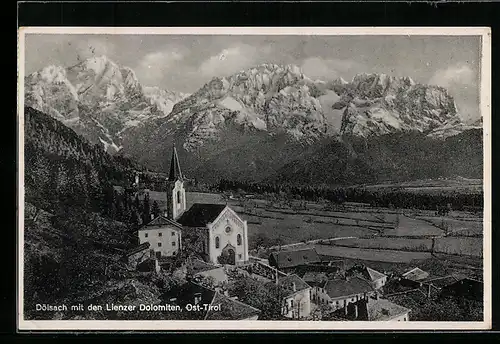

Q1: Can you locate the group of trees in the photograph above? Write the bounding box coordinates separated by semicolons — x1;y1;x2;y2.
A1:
102;189;162;230
214;178;483;211
24;106;138;215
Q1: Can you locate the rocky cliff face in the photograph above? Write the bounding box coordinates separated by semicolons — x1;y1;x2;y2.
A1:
329;73;462;137
159;63;329;151
25;55;188;153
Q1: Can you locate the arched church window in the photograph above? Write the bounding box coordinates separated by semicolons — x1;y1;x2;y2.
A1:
237;234;242;246
215;236;220;249
177;190;181;204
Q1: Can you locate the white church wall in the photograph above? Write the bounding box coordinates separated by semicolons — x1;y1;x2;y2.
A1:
207;207;248;265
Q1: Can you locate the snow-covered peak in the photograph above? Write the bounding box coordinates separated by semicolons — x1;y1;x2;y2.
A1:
25;55;187;153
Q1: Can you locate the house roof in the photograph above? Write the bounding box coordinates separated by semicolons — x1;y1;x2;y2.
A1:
366;297;410;321
402;267;429;281
269;248;321;269
124;242;150;257
176;203;227;227
162;282;259;320
324;277;374;299
168;145;183;182
205;293;261;320
361;267;387;282
190;259;220;274
276;274;311;297
139;215;183;231
302;272;329;287
421;275;460;289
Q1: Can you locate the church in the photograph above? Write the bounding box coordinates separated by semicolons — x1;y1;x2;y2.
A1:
138;146;249;266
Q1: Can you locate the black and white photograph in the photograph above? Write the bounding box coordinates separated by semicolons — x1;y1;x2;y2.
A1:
17;27;491;330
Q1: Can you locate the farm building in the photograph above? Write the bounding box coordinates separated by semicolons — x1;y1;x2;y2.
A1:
121;242;155;270
311;276;376;311
441;278;484;301
270;274;312;319
162;282;261;320
189;259;229;288
302;271;329;288
344;294;410;321
348;265;388;290
402;267;429;281
268;248;321;271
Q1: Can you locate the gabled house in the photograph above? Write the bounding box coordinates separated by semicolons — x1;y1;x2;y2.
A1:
188;259;229;289
138;215;183;259
345;294;410;321
348;265;388;290
311;276;376;311
269;274;312;319
402;267;429;282
268;248;321;271
121;242;154;269
162;282;260;320
440;278;483;301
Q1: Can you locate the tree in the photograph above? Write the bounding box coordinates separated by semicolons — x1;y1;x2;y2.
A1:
151;200;161;219
142;192;151;224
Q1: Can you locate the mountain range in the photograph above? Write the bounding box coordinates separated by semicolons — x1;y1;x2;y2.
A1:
24;55;483;185
25;56;189;153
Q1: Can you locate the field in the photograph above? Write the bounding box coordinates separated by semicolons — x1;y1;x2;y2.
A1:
333;237;433;252
149;191;484;266
307;244;433;263
360;177;483;195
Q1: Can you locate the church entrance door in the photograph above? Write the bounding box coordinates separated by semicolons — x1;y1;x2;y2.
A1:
220;244;236;265
227;249;235;265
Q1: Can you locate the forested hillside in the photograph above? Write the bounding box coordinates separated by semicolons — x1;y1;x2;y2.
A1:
24;106;139;213
23;107;176;320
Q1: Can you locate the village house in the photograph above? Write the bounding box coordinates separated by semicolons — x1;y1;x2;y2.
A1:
138;215;183;259
268;248;321;272
271;274;312;319
402;267;429;282
162;282;261;320
347;265;388;290
121;243;161;273
188;258;229;289
311;276;376;311
345;294;410;321
440;277;484;301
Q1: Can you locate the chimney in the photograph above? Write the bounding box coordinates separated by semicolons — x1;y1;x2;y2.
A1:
292;282;296;292
194;292;202;305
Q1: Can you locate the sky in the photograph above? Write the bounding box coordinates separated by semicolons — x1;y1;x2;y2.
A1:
24;34;482;122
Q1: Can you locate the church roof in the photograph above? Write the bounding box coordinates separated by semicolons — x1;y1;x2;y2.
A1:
168;145;183;182
176;203;227;227
139;215;183;231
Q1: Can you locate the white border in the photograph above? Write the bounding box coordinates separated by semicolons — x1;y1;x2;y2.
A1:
17;26;492;331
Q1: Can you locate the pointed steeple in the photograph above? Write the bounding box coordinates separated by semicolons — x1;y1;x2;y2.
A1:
168;144;183;182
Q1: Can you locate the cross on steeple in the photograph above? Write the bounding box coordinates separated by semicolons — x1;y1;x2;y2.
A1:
168;144;183;182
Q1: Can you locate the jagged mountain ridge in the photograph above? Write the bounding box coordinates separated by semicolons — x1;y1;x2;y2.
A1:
24;55;189;153
328;73;468;137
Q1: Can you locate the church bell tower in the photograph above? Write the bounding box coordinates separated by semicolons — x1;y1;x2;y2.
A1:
166;144;186;221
